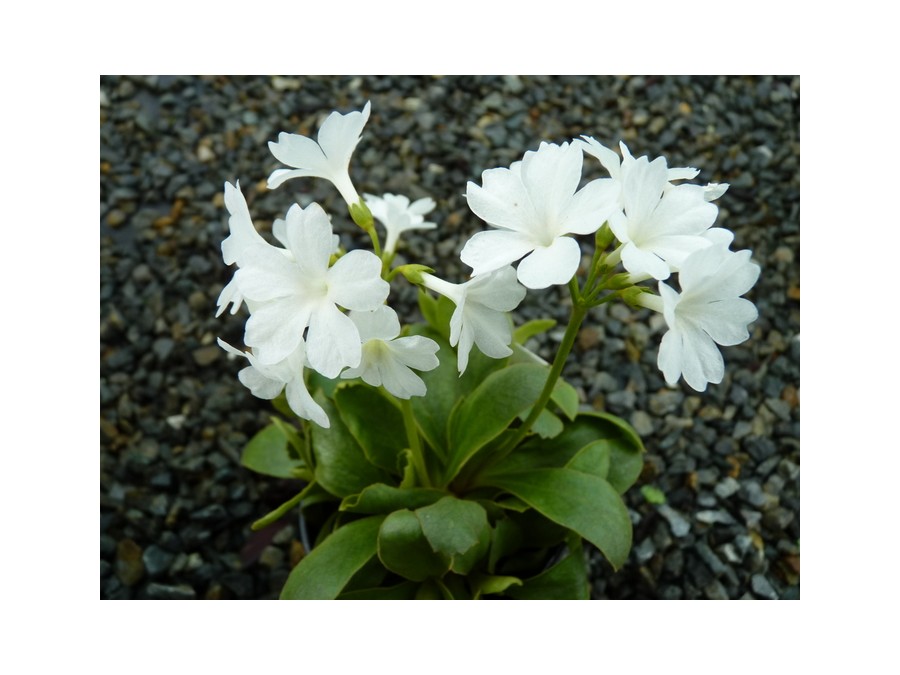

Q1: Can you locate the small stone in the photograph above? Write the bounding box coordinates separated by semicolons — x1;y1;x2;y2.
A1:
704;579;729;600
649;390;682;415
259;545;286;569
145;583;197;600
696;509;737;525
630;410;654;436
714;477;741;499
115;539;145;586
192;345;220;366
751;574;778;600
658;504;691;537
142;545;175;578
106;209;127;228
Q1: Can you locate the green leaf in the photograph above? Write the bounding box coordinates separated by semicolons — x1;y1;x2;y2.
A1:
551;378;580;421
334;384;405;473
407;326;507;457
566;439;612;480
338;581;419;600
281;515;385;599
513;318;556;344
417;290;445;340
310;393;391;498
521;408;564;439
505;538;589;599
481;412;643;494
241;423;305;479
472;574;523;598
377;509;451;582
445;363;549;481
415;496;491;574
485;468;632;570
339;484;448;514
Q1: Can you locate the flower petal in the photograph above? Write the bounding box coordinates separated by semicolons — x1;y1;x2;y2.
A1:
620;240;671;281
306;303;361;377
688;297;758;346
561;178;619;235
315;101;371;168
327;249;390;310
460;229;538;277
284;203;333;278
285;377;330;428
221;181;271;265
519;142;582;228
243;298;311;365
465;266;527;311
238;366;285;400
466;169;538;234
350;305;401;342
268;133;328;172
387;336;440;372
515;236;581;289
378;355;427;399
678;324;724;392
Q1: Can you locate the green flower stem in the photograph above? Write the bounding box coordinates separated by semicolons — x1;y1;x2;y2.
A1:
250;480;317;531
401;397;431;487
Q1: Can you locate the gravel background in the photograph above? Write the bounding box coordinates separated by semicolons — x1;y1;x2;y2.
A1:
100;75;799;600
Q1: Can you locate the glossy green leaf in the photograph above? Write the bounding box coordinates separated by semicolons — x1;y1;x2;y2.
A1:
281;515;385;599
505;539;589;599
485;468;632;570
339;484;448;514
334;384;405;473
377;509;451;582
445;363;548;480
310;393;391;498
513;319;556;344
241;423;304;479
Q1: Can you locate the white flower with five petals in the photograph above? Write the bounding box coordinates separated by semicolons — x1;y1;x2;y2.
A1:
217;338;329;428
364;192;437;255
421;267;526;374
640;245;759;392
462;141;618;289
235;201;389;377
267;102;371;208
340;306;440;399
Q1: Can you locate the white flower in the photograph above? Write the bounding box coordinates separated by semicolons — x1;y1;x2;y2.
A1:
267;101;372;208
235;201;389;376
609;153;720;281
216;180;287;317
579;137;703;195
421;267;526;374
461;141;618;289
640;245;760;392
363;192;437;255
217;338;329;428
340;306;440;399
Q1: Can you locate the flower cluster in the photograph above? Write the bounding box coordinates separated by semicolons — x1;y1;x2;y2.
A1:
217;102;759;429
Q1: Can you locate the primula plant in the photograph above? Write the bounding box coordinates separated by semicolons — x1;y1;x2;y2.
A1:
217;102;759;600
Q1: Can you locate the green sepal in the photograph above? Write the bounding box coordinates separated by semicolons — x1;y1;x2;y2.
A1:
241;423;306;479
349;199;374;229
334;384;405;474
339;483;447;514
280;515;385;599
377;509;451;582
483;468;632;570
310;392;391;498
